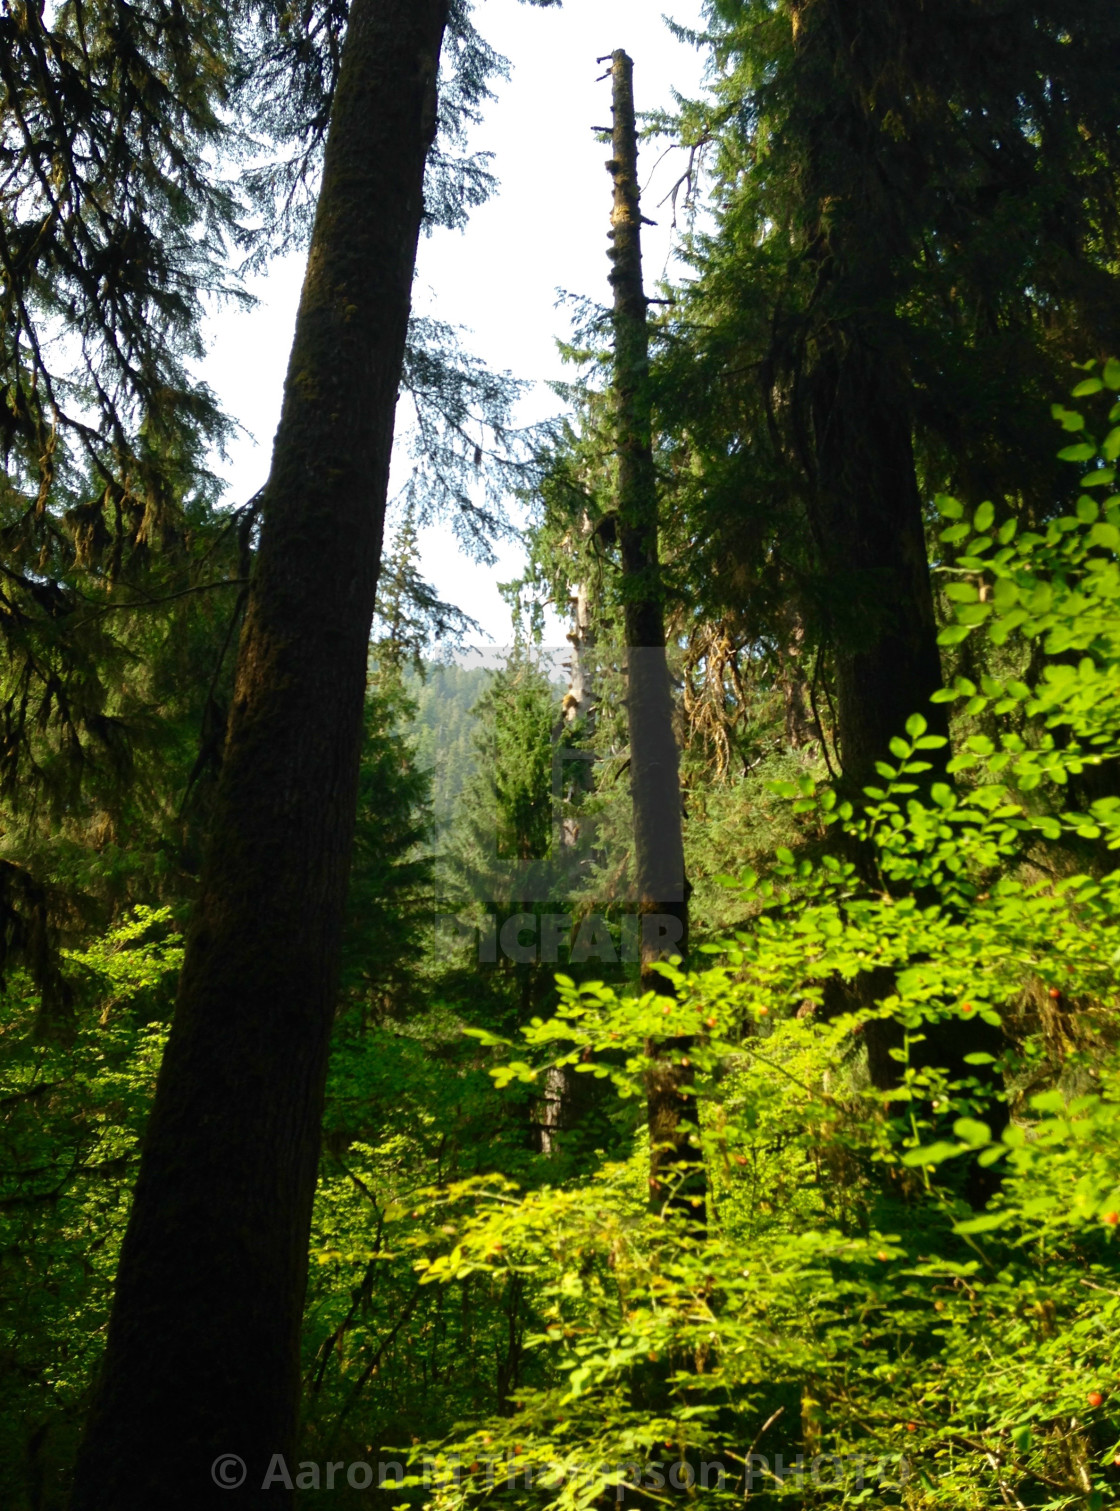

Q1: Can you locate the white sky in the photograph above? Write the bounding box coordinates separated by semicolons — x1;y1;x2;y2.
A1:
202;0;708;647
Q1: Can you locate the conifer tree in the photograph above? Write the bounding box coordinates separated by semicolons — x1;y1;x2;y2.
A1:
0;0;252;981
671;0;1120;795
69;0;453;1502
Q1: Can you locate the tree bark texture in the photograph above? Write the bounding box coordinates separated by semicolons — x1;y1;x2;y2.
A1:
787;4;962;1101
69;1;449;1505
607;50;700;1218
608;50;687;974
788;2;949;800
804;336;949;798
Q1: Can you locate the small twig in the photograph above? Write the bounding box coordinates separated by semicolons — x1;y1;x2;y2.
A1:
77;578;249;618
742;1406;784;1501
1079;1276;1120;1298
983;1452;1025;1509
335;1286;424;1425
809;645;839;780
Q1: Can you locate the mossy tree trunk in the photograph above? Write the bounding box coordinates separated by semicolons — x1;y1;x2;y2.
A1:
69;1;449;1505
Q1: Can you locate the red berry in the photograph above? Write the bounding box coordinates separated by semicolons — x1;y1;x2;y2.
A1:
962;1002;974;1014
1104;1211;1119;1226
1049;987;1061;1000
1088;1391;1104;1408
905;1422;917;1433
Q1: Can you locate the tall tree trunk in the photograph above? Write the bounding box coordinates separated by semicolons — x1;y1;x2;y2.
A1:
808;335;1005;1115
804;335;949;799
786;2;949;801
606;50;700;1217
788;5;955;1097
69;1;449;1505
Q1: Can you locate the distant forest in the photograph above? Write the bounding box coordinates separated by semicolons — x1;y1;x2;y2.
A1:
407;663;497;833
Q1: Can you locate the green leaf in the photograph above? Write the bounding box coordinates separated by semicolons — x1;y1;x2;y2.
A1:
1011;1424;1032;1453
1030;1089;1065;1114
973;500;995;532
1051;405;1086;432
953;1210;1013;1234
1058;443;1097;462
953;1117;991;1148
957;603;993;625
904;714;927;738
901;1141;964;1167
944;582;979;603
1090;521;1120;551
1105;357;1120;390
1072;378;1103;397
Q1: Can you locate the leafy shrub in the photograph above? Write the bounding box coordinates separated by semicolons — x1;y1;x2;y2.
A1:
409;373;1120;1510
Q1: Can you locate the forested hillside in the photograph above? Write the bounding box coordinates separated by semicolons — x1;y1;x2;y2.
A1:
406;662;494;832
3;1;1120;1508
